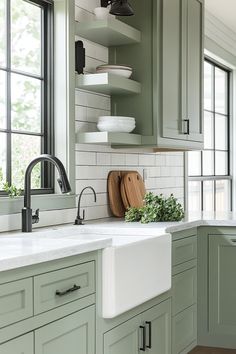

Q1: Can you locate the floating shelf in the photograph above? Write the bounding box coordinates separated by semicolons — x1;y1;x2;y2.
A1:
75;18;141;46
76;73;141;95
77;132;142;146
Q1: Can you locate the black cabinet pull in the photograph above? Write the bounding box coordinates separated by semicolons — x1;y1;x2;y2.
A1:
55;284;81;297
139;325;146;351
145;321;152;349
183;119;190;135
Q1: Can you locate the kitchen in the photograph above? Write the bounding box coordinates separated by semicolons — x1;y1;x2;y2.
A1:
0;0;236;353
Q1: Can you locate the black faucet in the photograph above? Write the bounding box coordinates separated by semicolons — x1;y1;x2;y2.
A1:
22;154;71;232
74;186;97;225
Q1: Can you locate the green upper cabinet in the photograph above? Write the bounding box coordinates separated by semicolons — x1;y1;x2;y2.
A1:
110;0;204;150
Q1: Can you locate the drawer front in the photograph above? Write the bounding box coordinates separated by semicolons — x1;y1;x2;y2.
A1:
34;261;95;314
0;333;33;354
0;278;33;328
172;267;197;316
172;236;197;266
172;305;197;354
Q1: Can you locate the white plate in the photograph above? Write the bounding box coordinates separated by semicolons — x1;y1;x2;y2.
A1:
96;68;132;78
97;64;132;71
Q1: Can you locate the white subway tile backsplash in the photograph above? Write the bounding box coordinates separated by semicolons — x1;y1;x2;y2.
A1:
139;154;156;166
74;0;185;219
76;151;96;165
97;153;111;166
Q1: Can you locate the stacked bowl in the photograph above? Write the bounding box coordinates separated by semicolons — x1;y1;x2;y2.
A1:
97;116;136;133
96;64;132;79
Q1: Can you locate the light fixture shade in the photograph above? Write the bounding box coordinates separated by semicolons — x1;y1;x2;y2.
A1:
110;0;134;16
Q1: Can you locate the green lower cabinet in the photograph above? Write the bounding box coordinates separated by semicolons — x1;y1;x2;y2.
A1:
209;234;236;347
35;305;95;354
172;305;197;354
0;333;34;354
104;299;171;354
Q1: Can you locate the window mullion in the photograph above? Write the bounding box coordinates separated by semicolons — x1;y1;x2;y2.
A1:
6;0;11;186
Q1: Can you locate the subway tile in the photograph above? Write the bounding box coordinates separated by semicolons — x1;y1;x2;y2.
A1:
76;179;107;194
97;153;111;165
76;166;109;179
111;154;126;166
139;154;156;166
125;154;139;166
76;151;96;165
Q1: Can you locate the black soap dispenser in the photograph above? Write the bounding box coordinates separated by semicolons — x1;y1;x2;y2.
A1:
75;40;85;74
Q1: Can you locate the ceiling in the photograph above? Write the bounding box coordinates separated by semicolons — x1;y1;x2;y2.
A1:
205;0;236;33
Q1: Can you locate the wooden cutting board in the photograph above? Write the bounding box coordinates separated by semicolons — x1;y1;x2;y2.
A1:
120;177;130;210
122;172;146;208
108;171;133;217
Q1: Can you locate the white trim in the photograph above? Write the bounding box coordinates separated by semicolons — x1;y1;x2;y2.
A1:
205;10;236;57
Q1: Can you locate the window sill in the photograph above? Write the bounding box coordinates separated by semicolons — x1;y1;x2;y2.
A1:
0;193;76;216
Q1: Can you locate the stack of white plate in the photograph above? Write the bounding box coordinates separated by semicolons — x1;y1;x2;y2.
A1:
97;116;136;133
96;64;132;79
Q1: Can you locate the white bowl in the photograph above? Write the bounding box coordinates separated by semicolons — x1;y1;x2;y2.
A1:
96;67;132;78
97;121;135;133
94;7;110;20
98;116;135;123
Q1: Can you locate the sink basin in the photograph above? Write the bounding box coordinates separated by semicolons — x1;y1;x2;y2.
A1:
102;233;171;318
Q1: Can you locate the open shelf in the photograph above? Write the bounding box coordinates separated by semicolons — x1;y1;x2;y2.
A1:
75;18;141;46
76;73;141;95
77;132;142;146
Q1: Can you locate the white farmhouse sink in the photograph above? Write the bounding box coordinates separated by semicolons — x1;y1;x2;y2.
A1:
102;233;171;318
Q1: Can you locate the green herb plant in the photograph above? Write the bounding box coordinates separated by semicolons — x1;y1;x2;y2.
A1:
3;182;22;198
125;192;184;224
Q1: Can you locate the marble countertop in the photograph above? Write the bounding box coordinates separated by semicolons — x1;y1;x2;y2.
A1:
76;211;236;236
1;211;236;272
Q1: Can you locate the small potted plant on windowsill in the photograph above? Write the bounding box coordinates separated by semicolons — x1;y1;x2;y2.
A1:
0;168;22;198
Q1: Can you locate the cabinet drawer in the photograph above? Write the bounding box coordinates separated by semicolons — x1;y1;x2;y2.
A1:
0;333;33;354
0;278;33;328
172;236;197;266
172;305;197;354
34;261;95;314
172;267;197;315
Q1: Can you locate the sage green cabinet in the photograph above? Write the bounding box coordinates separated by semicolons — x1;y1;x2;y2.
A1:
162;0;204;145
0;333;33;354
172;232;197;354
35;305;95;354
104;299;171;354
208;234;236;346
110;0;204;150
0;278;33;328
172;305;197;354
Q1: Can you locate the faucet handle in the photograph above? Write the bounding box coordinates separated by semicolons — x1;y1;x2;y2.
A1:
32;208;40;224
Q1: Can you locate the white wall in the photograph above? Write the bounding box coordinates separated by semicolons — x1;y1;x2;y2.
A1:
75;0;185;220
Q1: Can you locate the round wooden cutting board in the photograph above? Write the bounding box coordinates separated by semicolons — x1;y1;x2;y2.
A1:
107;171;133;217
122;172;146;208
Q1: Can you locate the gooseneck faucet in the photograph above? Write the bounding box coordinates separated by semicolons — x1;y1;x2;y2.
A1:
22;154;71;232
74;186;97;225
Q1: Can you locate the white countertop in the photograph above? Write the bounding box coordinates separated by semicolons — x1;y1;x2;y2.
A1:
1;211;236;272
76;211;236;236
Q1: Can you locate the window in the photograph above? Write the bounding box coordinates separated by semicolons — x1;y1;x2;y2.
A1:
0;0;53;195
188;59;232;212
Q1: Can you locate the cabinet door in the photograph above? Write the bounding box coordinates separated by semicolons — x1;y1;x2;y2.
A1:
35;305;95;354
142;299;171;354
209;235;236;340
162;0;186;141
104;313;142;354
0;333;33;354
186;0;204;143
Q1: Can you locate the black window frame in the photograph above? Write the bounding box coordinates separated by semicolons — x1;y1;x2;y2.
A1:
0;0;54;196
188;57;232;212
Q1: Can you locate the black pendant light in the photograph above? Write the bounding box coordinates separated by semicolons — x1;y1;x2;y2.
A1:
101;0;134;16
